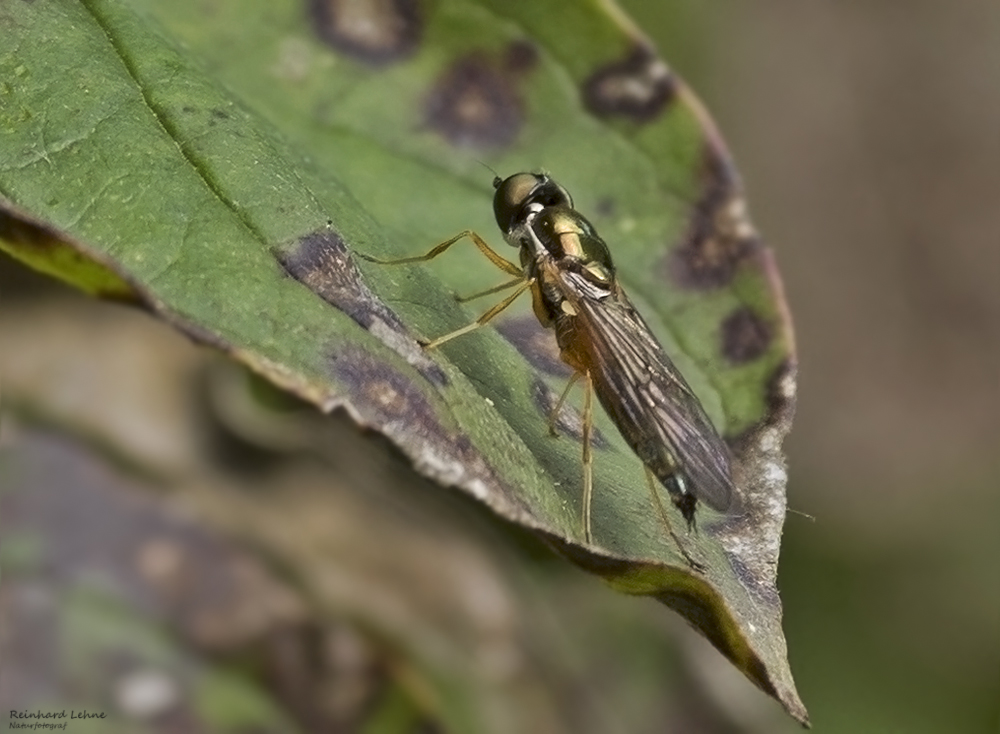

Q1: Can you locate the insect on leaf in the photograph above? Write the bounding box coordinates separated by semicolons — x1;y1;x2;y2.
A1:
0;0;805;724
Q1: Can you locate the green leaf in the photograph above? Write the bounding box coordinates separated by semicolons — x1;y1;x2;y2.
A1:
0;0;805;723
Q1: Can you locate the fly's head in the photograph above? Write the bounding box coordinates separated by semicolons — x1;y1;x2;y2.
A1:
493;173;616;287
493;172;573;249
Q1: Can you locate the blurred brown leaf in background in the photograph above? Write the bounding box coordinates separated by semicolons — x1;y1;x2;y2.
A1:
625;1;999;731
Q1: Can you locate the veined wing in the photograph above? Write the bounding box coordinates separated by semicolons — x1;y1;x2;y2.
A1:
561;273;735;513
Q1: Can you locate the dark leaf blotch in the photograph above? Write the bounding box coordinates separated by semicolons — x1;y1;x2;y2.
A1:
425;53;524;150
308;0;423;67
503;39;539;74
277;229;448;387
278;230;404;332
496;315;570;378
582;45;676;123
666;146;760;290
329;347;441;430
720;307;773;365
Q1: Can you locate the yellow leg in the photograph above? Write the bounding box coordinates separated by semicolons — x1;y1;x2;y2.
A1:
456;276;525;303
581;372;594;544
547;371;583;437
645;466;703;571
360;230;522;277
423;279;534;350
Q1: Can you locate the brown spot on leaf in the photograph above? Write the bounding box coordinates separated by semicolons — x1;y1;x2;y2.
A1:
721;307;773;365
279;230;400;331
329;347;441;430
496;315;569;377
503;39;539;74
667;146;761;290
326;347;534;527
308;0;423;66
582;45;676;123
276;229;448;387
424;48;530;150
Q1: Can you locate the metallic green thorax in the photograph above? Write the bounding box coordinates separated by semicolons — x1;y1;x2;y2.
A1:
519;208;615;326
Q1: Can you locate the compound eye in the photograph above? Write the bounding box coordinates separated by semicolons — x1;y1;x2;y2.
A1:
530;178;573;210
493;172;543;232
552;182;573;209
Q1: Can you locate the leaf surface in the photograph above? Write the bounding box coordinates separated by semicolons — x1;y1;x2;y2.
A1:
0;0;805;722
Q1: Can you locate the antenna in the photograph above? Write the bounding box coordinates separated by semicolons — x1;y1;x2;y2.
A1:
475;159;502;187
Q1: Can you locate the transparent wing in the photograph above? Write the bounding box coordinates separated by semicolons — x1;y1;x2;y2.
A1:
564;277;734;512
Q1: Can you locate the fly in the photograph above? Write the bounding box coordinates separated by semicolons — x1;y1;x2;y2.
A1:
364;172;734;561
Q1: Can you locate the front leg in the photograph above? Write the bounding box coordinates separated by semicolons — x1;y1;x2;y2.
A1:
359;230;522;277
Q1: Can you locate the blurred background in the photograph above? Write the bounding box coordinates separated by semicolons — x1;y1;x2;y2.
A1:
2;1;997;732
655;1;999;731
